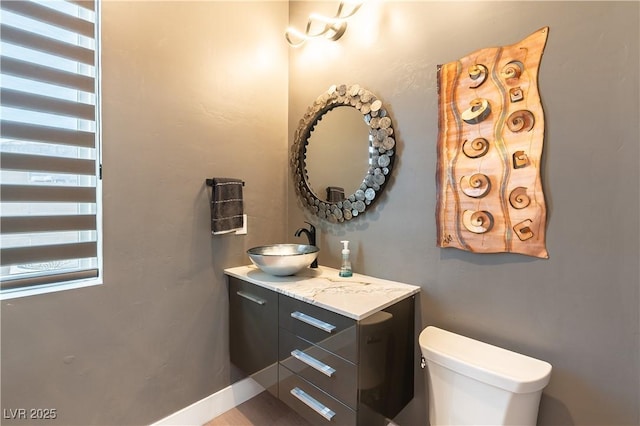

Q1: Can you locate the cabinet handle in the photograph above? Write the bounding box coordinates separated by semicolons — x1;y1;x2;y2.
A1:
236;291;266;305
291;349;336;377
290;311;336;333
290;387;336;421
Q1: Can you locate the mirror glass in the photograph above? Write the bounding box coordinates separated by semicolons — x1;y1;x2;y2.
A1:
291;84;396;223
305;106;370;201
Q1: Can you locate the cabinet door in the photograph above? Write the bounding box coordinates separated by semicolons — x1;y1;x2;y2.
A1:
228;277;278;388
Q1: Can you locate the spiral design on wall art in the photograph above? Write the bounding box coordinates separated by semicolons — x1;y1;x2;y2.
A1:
461;98;491;124
509;187;531;209
462;210;494;234
512;150;529;169
460;174;491;198
509;87;524;103
513;219;535;241
507;109;535;132
462;137;490;158
500;60;524;80
468;64;488;88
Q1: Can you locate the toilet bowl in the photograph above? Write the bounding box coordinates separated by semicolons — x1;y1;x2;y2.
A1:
419;326;552;426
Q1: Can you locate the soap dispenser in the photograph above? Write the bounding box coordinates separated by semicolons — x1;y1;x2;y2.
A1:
339;240;353;277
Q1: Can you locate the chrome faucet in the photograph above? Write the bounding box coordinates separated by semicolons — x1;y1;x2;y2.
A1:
295;222;318;268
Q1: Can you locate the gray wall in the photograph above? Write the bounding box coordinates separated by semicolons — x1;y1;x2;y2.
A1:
1;2;288;425
2;2;638;426
287;1;639;425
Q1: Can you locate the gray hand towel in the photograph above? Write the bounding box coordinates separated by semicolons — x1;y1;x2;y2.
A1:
211;178;244;235
326;186;345;202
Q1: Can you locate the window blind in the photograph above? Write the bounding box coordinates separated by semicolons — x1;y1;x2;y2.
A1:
0;0;100;293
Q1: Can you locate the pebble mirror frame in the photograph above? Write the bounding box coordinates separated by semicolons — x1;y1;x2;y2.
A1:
290;84;397;223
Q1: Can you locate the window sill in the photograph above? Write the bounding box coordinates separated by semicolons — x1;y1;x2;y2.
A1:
0;277;103;300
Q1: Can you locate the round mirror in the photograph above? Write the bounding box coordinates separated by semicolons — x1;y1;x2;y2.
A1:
290;84;396;223
305;106;370;201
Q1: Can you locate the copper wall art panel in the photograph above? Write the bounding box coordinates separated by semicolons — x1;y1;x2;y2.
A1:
436;27;549;258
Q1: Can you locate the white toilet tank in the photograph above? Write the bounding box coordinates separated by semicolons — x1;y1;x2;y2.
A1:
419;326;552;426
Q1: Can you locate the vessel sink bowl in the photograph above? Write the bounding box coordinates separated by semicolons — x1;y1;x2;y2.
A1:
247;244;319;276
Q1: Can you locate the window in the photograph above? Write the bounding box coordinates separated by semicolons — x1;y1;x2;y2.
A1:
0;0;101;299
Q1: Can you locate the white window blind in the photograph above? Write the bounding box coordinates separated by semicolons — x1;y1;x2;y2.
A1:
0;0;101;295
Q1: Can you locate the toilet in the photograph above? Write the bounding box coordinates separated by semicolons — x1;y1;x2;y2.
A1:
419;326;552;426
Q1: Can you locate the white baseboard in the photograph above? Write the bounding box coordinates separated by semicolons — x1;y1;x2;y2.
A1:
151;377;265;426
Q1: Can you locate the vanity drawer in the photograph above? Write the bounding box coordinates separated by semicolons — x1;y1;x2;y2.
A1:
279;365;356;426
279;328;357;409
279;294;357;363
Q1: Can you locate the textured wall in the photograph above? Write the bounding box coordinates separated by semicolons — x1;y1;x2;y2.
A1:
287;2;639;425
1;2;288;425
2;2;637;425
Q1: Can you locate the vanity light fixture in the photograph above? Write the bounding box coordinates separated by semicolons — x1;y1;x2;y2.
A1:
285;1;363;47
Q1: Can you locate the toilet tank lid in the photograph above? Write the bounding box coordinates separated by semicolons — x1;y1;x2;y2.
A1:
419;326;552;394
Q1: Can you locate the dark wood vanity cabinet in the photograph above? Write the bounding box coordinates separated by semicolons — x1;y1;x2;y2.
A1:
278;293;415;426
228;276;278;395
228;275;415;426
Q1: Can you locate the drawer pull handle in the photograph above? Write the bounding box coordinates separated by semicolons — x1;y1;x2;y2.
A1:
291;349;336;377
290;387;336;421
236;291;266;305
291;311;336;333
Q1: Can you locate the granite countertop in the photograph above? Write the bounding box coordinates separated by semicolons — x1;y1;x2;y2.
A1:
224;265;420;320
